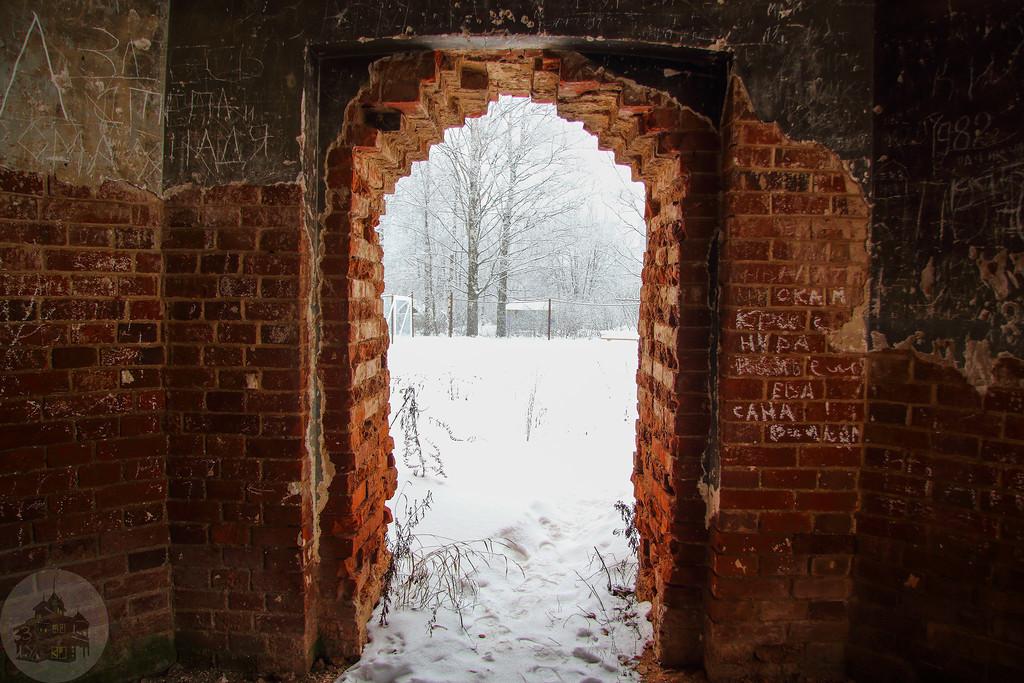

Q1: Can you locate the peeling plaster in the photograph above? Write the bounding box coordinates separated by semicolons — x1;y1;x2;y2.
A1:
881;332;1023;394
971;247;1016;301
876;246;1024;391
829;295;869;353
894;332;925;351
919;256;935;300
964;339;997;391
698;479;720;529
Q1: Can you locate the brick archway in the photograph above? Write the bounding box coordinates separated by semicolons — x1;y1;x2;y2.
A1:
315;50;720;665
314;49;869;678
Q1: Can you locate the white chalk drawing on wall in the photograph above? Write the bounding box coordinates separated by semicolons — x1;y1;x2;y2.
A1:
0;10;164;191
0;13;69;120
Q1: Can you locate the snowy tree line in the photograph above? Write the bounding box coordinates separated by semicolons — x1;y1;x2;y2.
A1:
379;96;646;338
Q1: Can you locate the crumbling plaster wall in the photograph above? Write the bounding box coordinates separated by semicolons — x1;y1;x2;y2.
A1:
871;0;1024;369
851;2;1024;679
0;1;167;193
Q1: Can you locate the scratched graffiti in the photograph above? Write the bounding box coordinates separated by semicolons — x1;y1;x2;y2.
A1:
0;2;166;191
766;423;860;444
164;88;273;178
731;402;799;422
870;1;1024;360
160;0;873;187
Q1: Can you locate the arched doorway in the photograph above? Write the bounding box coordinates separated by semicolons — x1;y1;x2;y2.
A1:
312;50;721;669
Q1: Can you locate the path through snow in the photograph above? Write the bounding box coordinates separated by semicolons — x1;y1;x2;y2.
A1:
338;338;650;683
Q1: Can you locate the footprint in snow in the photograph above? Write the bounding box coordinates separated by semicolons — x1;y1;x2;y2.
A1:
572;646;619;673
572;646;603;664
364;661;412;683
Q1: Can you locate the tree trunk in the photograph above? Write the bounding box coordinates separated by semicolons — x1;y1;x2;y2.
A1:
495;217;510;337
466;258;479;338
496;146;517;338
496;271;507;337
422;207;437;335
463;128;484;338
466;183;481;337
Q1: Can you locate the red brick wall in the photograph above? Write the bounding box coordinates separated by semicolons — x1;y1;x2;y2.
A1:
163;184;317;672
317;143;397;660
632;109;719;667
10;50;1016;682
708;79;869;679
851;351;1024;679
0;168;173;676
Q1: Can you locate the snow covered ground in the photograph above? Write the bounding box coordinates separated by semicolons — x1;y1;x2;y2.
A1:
338;337;650;683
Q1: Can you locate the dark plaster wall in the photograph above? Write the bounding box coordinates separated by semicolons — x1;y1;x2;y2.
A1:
870;1;1024;363
0;1;167;192
163;0;873;189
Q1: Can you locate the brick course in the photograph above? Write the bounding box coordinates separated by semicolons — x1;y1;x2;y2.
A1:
163;183;316;673
707;78;868;680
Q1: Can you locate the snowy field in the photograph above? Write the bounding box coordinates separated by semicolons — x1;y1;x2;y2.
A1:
338;337;651;683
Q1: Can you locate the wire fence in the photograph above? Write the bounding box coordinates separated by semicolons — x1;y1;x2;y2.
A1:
449;297;640;307
385;293;641;340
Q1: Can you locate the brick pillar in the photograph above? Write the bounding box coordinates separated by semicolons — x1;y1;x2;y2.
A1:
317;142;397;659
633;109;721;667
708;78;869;678
164;184;316;673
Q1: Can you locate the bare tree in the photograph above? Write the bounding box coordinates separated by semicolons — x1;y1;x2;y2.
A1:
488;99;582;336
380;96;646;337
427;97;581;336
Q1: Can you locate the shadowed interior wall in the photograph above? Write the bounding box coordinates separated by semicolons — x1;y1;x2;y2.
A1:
850;1;1024;679
0;1;1021;681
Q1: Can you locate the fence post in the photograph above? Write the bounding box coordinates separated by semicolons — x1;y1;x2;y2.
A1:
410;292;414;338
449;292;453;338
547;298;552;340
